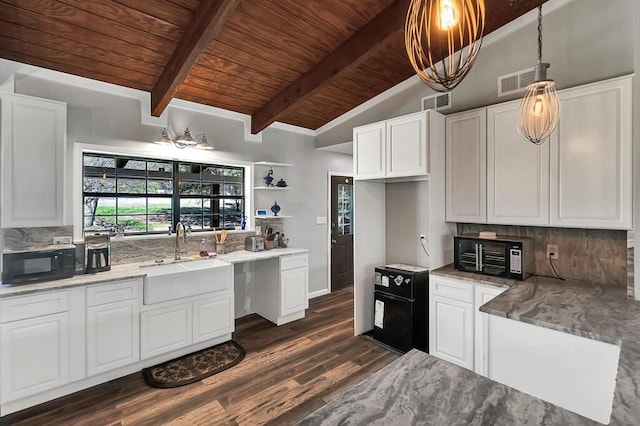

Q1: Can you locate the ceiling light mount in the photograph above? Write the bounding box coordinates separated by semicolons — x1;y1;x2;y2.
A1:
405;0;486;92
516;3;560;145
153;127;213;150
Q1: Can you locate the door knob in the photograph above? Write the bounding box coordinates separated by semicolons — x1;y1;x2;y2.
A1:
331;239;337;244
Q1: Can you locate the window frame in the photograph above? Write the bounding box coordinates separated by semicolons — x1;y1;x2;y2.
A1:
82;153;246;236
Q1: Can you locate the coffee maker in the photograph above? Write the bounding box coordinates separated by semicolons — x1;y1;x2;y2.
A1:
85;231;111;273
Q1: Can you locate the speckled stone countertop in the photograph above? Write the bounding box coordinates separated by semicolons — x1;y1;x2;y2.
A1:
0;248;309;298
432;264;640;425
299;349;594;425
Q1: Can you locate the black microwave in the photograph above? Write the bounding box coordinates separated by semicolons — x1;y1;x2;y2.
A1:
2;245;76;285
454;235;535;281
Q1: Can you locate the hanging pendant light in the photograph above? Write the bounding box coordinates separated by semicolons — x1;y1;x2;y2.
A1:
516;3;559;145
405;0;486;92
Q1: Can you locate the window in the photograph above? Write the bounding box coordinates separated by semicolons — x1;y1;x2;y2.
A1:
83;154;245;235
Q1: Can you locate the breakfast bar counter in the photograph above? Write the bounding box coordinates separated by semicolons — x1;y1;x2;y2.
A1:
431;265;640;425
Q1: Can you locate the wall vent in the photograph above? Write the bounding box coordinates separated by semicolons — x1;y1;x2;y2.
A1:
498;67;536;97
421;92;452;111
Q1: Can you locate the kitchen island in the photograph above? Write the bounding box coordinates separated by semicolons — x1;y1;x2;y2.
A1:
301;267;640;425
299;349;594;425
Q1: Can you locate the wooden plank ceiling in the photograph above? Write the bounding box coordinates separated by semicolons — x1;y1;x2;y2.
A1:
0;0;544;133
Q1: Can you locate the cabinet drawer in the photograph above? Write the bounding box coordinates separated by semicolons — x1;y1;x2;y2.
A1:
0;291;68;323
87;279;140;306
430;276;474;303
280;254;308;271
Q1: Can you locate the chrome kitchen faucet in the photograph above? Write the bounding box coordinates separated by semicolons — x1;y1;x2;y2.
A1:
174;222;188;260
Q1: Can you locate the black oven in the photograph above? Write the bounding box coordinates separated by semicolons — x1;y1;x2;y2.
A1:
2;245;76;285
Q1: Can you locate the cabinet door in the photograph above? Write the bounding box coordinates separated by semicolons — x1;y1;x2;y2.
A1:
473;284;506;377
487;102;549;225
550;76;632;229
280;267;308;317
1;94;66;228
446;109;487;223
0;313;69;403
430;294;474;370
86;299;139;376
193;294;233;344
353;122;386;179
140;303;192;360
386;112;428;177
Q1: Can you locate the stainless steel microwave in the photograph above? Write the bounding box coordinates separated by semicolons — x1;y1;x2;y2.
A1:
2;245;76;285
454;235;534;281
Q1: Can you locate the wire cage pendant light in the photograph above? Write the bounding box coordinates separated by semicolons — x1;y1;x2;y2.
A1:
516;3;560;145
405;0;486;92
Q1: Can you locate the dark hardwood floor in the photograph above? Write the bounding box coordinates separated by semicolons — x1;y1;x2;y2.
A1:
1;288;397;426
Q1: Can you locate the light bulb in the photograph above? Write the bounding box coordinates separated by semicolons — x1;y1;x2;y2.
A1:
439;0;457;30
533;95;544;116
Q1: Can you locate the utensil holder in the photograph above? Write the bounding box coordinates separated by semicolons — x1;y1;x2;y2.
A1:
215;242;226;254
264;239;277;250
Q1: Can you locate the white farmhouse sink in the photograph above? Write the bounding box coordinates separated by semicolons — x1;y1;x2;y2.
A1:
142;258;232;305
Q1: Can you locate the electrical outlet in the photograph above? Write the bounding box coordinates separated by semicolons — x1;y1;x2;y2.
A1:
53;236;72;245
546;244;559;260
419;234;427;241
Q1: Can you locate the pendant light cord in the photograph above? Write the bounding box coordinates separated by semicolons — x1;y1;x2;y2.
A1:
537;4;543;64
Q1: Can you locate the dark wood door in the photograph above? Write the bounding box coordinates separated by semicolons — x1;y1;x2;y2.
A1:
331;175;354;291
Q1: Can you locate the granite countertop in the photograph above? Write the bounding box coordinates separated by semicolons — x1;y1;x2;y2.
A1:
0;247;309;298
431;264;640;425
299;349;595;425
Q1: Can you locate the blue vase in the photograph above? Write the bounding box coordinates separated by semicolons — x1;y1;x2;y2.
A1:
270;201;281;216
263;168;274;186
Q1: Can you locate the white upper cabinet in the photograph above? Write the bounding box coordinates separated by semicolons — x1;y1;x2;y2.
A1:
446;109;487;223
1;94;67;228
386;112;428;177
487;101;550;226
354;111;440;180
353;121;386;179
550;76;632;229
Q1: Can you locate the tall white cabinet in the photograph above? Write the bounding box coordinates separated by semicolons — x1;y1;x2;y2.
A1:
486;101;550;225
550;77;632;229
1;94;67;228
445;109;486;223
352;110;448;336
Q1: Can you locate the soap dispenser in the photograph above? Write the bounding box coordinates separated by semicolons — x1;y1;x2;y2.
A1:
199;238;208;257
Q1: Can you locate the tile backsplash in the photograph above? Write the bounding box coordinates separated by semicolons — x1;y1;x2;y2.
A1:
457;224;628;287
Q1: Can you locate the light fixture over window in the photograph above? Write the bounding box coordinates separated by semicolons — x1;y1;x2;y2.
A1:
405;0;486;92
516;3;559;145
153;127;213;150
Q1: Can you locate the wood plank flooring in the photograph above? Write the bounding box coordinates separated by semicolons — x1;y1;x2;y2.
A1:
1;288;398;426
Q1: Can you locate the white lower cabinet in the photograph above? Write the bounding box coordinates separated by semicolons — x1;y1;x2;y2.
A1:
141;303;193;360
430;294;474;370
0;313;70;403
193;294;233;344
280;267;308;316
86;279;140;376
473;284;506;377
429;275;506;374
87;300;139;376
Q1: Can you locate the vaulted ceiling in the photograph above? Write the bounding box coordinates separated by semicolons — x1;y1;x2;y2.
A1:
0;0;544;133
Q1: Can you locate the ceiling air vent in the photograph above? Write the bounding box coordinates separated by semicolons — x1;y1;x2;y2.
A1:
421;92;452;111
498;67;536;97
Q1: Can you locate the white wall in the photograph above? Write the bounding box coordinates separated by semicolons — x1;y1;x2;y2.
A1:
12;75;352;295
385;181;429;267
316;0;635;147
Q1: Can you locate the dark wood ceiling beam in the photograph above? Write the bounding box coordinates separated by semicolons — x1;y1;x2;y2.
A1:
250;0;410;134
151;0;240;117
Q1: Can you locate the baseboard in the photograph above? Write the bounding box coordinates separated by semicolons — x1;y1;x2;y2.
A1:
308;288;330;299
